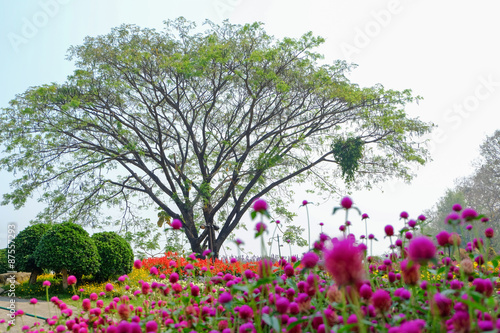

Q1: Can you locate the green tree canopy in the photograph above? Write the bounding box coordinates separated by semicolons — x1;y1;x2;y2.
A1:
0;18;432;256
91;231;134;282
33;222;100;287
13;223;52;283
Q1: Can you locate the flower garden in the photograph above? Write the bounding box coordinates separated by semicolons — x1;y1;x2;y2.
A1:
4;197;500;333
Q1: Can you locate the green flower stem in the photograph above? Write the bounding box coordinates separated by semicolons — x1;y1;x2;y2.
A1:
305;204;311;249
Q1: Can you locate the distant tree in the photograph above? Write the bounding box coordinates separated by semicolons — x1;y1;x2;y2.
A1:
34;222;100;288
13;223;52;284
425;130;500;250
0;18;432;257
91;231;134;282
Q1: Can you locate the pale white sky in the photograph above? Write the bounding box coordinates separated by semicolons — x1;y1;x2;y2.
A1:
1;0;499;257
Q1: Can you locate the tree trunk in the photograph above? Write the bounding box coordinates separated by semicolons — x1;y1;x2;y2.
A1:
61;268;68;289
29;269;41;285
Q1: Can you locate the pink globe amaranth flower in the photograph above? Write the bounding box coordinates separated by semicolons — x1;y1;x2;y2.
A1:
150;266;159;275
405;231;413;240
433;292;452;317
395;239;403;247
359;284;372;299
169;260;177;268
302;251;319;269
169;272;179;284
323;238;365;286
145;320;158;333
275;297;290;314
82;299;91;311
238;304;254;320
171;219;182;229
339;225;346;232
105;283;113;292
400;211;409;219
89;292;98;301
202;249;211;256
340;196;353;209
133;259;142;269
384;225;394;237
368;234;375;240
445;212;461;225
452;203;463;212
29;298;37;305
481;217;489;223
485;228;494;238
371;289;392;313
408;236;436;263
253;198;268;212
67;275;77;285
185;263;194;270
218;292;232;304
362;213;369;219
71;295;79;301
417;214;426;221
42;280;51;287
461;208;478;221
435;230;450;247
408;219;417;228
255;222;267;234
302;200;308;206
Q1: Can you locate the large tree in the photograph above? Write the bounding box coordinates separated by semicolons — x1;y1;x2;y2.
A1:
0;18;432;257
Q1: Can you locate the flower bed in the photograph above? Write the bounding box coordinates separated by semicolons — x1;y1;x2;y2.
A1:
5;197;500;333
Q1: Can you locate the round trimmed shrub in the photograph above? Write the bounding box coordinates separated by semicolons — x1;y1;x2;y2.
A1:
91;231;134;282
13;223;52;283
33;221;100;283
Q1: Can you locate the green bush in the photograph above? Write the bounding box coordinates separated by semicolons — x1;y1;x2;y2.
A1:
91;231;134;282
13;224;52;273
33;222;101;279
0;248;8;274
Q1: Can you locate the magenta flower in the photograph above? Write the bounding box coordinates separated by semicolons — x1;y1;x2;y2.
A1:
202;249;211;256
445;212;461;225
255;222;267;234
362;213;369;219
302;200;308;206
452;203;462;212
408;220;417;228
466;224;473;231
89;293;98;301
105;283;113;292
371;289;392;313
134;259;142;269
384;225;394;237
368;234;375;240
252;199;268;212
340;196;353;209
481;217;489;223
29;298;38;305
417;214;426;221
461;208;478;221
150;266;158;275
485;228;494;238
145;321;158;333
218;292;232;304
67;275;77;286
302;252;319;269
43;280;51;287
169;272;179;284
71;295;79;301
171;219;182;229
400;211;409;219
408;236;436;263
323;238;365;286
435;230;450;247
